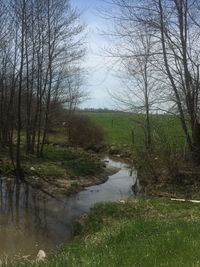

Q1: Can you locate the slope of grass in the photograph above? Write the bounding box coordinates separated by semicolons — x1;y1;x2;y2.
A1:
9;199;200;267
86;112;185;149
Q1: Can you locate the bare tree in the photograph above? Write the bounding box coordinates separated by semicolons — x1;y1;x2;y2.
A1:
100;3;160;149
63;66;88;142
143;0;200;162
0;0;86;179
18;0;27;178
102;0;200;163
113;26;159;149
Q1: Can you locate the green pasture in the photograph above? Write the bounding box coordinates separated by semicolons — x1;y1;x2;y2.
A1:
86;112;186;149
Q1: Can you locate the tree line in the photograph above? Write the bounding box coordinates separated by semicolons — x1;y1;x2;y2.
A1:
102;0;200;163
0;0;85;179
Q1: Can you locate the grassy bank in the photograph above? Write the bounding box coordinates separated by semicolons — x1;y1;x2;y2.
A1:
84;112;199;198
0;146;105;195
9;199;200;267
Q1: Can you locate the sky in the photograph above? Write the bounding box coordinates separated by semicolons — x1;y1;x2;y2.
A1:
72;0;119;109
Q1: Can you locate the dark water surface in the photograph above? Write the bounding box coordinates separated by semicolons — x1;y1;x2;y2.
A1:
0;157;138;259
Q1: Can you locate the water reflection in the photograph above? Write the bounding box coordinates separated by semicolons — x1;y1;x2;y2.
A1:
0;157;138;259
73;158;137;209
0;180;74;258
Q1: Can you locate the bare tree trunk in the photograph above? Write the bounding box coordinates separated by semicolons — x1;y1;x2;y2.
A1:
158;0;193;151
16;0;26;180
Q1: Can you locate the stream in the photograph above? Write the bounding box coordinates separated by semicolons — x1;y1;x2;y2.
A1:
0;157;139;260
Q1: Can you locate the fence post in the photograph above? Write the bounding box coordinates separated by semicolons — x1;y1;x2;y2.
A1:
132;129;135;145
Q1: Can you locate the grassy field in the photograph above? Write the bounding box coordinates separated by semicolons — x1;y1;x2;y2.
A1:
86;112;186;149
10;199;200;267
46;112;186;151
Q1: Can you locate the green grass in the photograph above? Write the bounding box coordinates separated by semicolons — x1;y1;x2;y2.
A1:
9;199;200;267
87;112;136;144
36;163;66;178
43;147;80;161
21;147;103;179
86;112;186;149
63;158;102;176
28;112;186;151
43;147;102;177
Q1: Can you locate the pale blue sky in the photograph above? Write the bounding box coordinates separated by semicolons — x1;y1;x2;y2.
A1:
72;0;118;108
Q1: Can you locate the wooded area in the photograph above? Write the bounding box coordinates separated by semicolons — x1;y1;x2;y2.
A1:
0;0;85;179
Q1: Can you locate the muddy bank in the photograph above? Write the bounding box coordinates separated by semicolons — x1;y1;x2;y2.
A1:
27;163;120;197
0;147;122;197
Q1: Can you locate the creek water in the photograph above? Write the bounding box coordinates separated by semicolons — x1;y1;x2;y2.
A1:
0;157;138;260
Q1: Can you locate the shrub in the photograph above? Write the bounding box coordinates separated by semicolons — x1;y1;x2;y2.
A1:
67;114;104;149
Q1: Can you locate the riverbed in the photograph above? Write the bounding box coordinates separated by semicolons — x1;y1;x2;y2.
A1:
0;157;138;260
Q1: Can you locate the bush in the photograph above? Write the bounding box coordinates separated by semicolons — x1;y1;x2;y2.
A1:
67;114;104;148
